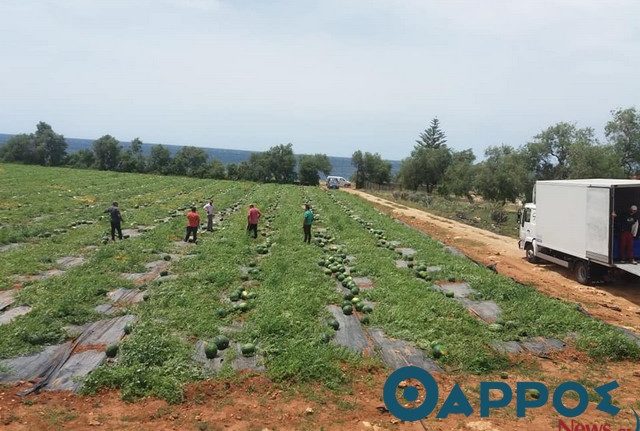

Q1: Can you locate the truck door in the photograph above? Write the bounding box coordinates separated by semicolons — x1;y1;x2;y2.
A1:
585;187;611;264
519;207;535;242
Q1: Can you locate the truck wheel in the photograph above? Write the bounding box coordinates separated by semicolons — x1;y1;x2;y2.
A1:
525;245;539;263
574;261;591;285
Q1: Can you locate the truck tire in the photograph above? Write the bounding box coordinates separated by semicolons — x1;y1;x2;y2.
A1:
574;261;591;285
524;244;539;263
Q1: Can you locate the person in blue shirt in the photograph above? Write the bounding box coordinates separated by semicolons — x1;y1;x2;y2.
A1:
303;204;314;243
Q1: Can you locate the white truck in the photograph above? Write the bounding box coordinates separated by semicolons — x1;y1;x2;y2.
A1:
519;179;640;284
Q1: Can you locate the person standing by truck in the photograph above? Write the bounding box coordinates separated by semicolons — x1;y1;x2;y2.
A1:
247;204;261;239
203;200;215;231
302;204;314;243
184;206;200;243
105;202;123;241
613;205;639;264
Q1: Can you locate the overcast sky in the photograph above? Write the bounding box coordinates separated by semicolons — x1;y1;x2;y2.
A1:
1;0;638;159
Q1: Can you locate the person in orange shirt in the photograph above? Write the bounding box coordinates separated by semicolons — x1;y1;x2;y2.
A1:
184;206;200;243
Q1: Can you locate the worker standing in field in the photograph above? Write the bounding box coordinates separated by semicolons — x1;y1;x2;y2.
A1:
203;200;215;231
613;205;639;264
105;202;123;241
184;206;200;243
247;204;261;239
303;204;314;243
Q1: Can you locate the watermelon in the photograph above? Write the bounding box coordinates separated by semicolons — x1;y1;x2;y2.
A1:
205;343;218;359
337;273;345;281
527;389;541;400
241;343;256;357
248;261;257;267
320;333;331;344
238;302;250;312
229;291;241;302
105;343;119;358
246;292;258;300
350;286;360;295
328;319;340;330
214;335;230;350
360;315;370;325
351;297;360;304
432;344;445;359
343;292;354;301
445;291;455;298
318;259;326;267
216;308;227;318
355;302;365;312
163;255;172;261
362;304;373;314
124;323;134;335
342;305;353;315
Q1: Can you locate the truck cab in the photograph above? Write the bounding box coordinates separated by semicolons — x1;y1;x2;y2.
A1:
518;203;537;262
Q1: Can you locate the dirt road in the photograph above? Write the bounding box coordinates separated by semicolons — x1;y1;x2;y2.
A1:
343;188;640;334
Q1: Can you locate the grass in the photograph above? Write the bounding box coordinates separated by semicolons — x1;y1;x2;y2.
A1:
0;163;638;404
364;188;521;238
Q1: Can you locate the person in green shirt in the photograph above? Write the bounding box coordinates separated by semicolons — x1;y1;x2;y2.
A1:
303;204;314;243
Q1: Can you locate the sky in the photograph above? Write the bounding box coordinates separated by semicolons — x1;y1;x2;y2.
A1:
1;0;639;160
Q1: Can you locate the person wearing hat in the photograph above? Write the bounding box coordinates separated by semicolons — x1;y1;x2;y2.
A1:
614;205;639;264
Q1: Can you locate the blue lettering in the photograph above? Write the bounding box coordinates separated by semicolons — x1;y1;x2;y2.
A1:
436;384;473;419
552;381;589;417
516;382;548;417
479;382;512;417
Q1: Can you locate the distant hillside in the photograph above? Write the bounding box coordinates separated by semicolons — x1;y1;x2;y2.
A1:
0;133;400;179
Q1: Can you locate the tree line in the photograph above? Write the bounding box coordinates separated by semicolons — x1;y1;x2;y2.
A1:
351;108;640;203
0;123;332;186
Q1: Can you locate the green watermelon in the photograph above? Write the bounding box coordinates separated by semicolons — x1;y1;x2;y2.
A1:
216;308;227;318
328;319;340;330
343;292;354;301
360;315;370;325
432;344;445;359
229;291;241;302
241;343;256;357
362;304;373;314
124;323;134;335
238;302;250;312
355;302;365;312
350;286;360;295
445;291;455;298
342;305;353;315
214;335;230;350
105;343;119;358
205;343;218;359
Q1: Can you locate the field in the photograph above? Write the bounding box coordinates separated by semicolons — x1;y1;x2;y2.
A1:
0;163;639;430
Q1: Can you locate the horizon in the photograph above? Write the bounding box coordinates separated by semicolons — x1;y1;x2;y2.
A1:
1;1;639;159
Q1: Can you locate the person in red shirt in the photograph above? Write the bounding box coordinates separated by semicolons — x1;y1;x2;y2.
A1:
184;206;200;243
246;204;262;239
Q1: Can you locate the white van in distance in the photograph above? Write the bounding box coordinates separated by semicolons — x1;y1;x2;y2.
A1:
326;176;351;189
